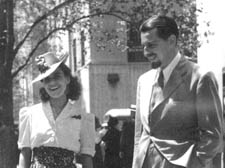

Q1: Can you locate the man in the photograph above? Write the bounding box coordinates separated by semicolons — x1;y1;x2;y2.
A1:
132;15;223;168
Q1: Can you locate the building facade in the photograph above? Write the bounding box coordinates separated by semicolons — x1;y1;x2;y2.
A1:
68;13;150;122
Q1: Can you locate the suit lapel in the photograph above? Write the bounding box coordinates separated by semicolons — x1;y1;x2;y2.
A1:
140;70;157;128
151;56;189;113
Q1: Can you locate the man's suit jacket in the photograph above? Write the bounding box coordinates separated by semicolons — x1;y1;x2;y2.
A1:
132;56;223;168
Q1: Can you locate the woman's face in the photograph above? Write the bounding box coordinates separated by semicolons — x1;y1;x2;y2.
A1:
42;68;70;99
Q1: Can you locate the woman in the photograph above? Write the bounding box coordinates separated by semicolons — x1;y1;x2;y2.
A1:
18;52;95;168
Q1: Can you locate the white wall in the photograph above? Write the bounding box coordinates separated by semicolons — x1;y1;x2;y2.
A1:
87;63;150;122
197;0;225;100
197;1;225;167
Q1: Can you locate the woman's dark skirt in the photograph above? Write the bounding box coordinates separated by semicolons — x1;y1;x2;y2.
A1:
31;146;77;168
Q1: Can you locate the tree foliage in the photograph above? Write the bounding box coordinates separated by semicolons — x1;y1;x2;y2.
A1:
4;0;203;124
11;0;206;122
85;0;201;58
13;0;202;79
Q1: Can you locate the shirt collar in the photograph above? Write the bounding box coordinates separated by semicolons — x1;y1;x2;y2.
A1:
42;99;77;121
161;52;181;85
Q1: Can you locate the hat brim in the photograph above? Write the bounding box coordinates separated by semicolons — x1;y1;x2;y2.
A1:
32;59;64;84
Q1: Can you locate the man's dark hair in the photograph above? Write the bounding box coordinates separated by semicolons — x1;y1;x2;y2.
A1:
139;15;179;41
39;63;82;102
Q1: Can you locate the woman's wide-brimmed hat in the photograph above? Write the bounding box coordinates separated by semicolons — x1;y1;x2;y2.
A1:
32;52;67;83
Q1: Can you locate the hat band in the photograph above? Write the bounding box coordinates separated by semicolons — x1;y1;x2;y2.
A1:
38;64;50;73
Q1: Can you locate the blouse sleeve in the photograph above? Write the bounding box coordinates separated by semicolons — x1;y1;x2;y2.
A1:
80;113;95;157
17;107;31;149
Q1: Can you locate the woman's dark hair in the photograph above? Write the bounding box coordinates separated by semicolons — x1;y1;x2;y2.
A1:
139;15;179;41
39;63;82;102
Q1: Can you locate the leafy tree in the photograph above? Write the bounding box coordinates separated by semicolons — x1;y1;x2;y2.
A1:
87;0;201;58
0;0;203;167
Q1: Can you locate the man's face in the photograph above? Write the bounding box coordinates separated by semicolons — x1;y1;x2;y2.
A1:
141;28;173;69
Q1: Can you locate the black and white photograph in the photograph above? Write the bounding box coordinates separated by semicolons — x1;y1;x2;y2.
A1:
0;0;224;168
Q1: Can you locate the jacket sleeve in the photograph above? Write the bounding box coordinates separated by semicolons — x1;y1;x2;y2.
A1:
132;78;143;168
195;71;223;166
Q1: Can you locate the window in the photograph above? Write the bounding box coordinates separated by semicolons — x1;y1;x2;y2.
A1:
127;25;148;62
80;31;85;66
72;39;77;71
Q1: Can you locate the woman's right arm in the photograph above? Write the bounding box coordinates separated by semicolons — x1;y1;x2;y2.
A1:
18;147;32;168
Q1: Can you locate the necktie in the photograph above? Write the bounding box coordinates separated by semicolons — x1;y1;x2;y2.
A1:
158;70;164;89
150;70;164;110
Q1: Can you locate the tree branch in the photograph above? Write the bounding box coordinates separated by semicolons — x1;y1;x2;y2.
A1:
67;11;132;28
14;0;76;56
12;11;132;78
12;27;68;78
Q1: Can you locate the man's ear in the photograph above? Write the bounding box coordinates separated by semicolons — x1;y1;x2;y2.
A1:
168;34;177;46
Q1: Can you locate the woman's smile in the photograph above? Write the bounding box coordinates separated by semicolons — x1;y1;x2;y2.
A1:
49;86;59;91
